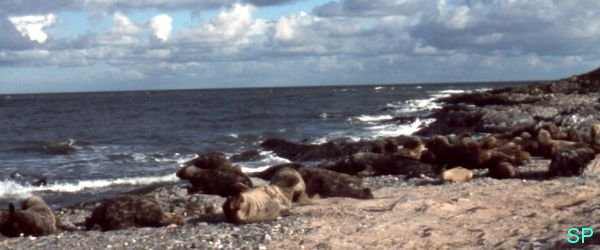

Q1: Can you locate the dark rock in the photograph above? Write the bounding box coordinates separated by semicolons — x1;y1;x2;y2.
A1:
9;171;48;187
260;138;386;162
42;139;76;155
547;148;596;177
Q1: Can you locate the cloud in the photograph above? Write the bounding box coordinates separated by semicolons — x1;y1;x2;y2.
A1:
150;14;173;42
4;0;600;93
176;3;268;44
8;14;57;43
0;14;35;50
314;0;433;17
0;0;298;14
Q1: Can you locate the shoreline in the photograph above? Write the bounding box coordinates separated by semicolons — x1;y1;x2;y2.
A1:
2;72;600;248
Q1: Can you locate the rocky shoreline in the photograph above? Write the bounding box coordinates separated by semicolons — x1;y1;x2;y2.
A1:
2;68;600;249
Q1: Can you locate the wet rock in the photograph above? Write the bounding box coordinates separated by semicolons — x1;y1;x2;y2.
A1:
260;138;386;162
229;150;262;162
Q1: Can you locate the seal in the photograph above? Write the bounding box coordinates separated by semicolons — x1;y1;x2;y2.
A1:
299;168;374;199
177;153;252;197
0;196;57;237
85;195;185;231
396;137;425;160
222;173;299;224
488;161;517;179
441;167;473;183
270;167;311;204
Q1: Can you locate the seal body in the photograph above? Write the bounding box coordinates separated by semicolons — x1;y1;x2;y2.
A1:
85;195;184;231
441;167;473;183
270;167;309;203
177;153;252;197
222;185;292;224
0;196;57;237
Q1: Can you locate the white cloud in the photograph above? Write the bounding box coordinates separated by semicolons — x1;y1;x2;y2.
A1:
177;3;268;44
150;14;172;42
111;11;139;34
8;14;56;43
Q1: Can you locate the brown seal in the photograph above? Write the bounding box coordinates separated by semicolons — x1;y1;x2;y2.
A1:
177;153;252;197
0;196;57;237
222;172;299;224
488;161;517;179
441;167;473;183
270;167;311;204
85;195;185;231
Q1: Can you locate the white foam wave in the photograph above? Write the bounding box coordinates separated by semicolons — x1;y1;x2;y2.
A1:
237;151;291;172
365;118;435;137
354;114;393;122
438;89;466;94
0;174;179;200
374;86;384;91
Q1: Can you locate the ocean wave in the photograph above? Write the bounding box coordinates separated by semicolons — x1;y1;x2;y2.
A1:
236;151;291;172
438;89;466;94
0;174;179;200
365;118;435;137
354;114;394;122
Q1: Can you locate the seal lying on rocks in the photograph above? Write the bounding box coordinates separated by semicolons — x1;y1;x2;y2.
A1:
488;161;517;179
85;195;185;231
300;168;374;199
0;196;57;237
396;137;425;160
222;172;299;224
441;167;473;183
247;163;304;180
249;164;374;199
177;153;252;197
270;167;311;204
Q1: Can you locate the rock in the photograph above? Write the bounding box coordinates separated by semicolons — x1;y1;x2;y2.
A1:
547;148;596;177
441;167;473;183
488;162;517;179
260;138;386;162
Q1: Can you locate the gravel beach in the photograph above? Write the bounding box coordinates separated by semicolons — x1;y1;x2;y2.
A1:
2;158;600;249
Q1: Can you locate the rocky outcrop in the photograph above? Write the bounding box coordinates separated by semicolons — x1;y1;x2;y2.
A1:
417;75;600;136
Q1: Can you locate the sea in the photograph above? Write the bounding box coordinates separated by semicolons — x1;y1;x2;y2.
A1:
0;82;529;208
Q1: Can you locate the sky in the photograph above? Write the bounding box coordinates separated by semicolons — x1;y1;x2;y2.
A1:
1;0;600;94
